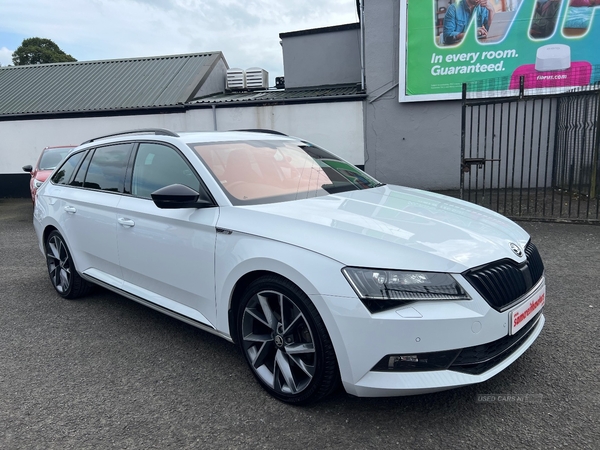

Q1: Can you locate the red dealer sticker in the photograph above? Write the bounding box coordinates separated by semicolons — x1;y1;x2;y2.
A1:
509;284;546;335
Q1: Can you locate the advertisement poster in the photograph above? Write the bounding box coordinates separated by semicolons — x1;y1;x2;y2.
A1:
400;0;600;102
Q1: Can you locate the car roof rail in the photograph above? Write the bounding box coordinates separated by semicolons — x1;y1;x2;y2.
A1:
231;129;289;136
81;128;180;145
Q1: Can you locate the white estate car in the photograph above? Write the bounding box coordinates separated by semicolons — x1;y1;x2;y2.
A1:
33;129;546;404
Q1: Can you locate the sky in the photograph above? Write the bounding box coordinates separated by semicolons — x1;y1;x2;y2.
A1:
0;0;358;83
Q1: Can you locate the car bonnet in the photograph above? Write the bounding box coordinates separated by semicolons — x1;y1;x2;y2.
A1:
216;185;531;273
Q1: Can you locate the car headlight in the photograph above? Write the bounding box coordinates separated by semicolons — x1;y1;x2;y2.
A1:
33;179;44;189
342;267;471;313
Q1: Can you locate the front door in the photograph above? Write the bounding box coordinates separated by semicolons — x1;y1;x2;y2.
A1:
116;142;219;327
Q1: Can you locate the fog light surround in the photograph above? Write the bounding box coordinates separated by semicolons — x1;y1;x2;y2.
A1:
372;350;461;372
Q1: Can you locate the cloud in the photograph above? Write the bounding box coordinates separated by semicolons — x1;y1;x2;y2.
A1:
0;0;357;78
0;47;13;66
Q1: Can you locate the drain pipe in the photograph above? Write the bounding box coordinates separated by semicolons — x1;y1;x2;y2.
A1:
359;0;365;91
212;104;217;130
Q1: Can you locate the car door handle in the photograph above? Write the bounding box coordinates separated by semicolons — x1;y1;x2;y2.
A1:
64;206;77;214
117;217;135;228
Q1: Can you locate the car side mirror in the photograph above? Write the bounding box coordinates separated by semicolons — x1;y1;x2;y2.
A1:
22;165;33;173
151;184;213;209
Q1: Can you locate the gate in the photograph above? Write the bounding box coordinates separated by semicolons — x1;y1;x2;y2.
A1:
460;81;600;223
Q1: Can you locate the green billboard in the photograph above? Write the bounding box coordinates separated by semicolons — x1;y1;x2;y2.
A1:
400;0;600;101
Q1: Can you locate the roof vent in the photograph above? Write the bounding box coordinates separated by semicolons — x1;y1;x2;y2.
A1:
226;68;246;90
245;67;269;90
226;68;269;91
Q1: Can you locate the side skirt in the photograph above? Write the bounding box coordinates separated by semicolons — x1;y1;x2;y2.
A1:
81;273;234;343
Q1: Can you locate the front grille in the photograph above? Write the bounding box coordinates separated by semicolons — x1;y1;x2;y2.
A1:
463;241;544;311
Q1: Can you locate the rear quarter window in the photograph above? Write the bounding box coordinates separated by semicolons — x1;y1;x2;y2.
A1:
51;151;85;185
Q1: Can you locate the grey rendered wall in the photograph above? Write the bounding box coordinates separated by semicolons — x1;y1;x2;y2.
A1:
281;25;362;89
364;1;462;190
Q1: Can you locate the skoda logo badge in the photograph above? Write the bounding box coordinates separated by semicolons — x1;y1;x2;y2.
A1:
274;335;284;348
509;243;523;257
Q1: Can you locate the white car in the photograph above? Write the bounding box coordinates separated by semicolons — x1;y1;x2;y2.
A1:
33;129;546;404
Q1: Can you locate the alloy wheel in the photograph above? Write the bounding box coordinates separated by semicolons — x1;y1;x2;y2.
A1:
46;233;72;294
241;289;317;395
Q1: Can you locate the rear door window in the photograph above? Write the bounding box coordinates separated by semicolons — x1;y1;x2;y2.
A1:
82;143;132;192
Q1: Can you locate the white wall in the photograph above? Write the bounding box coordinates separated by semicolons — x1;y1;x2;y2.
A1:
2;100;364;175
3;113;195;174
207;101;365;164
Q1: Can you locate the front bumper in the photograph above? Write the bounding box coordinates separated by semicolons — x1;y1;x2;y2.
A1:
315;277;546;397
348;313;544;397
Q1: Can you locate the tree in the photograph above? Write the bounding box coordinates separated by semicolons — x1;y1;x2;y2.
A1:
12;37;77;66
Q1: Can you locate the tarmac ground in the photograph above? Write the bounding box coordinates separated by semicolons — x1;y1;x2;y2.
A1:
1;198;598;449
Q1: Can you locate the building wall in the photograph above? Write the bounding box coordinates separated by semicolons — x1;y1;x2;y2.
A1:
2;113;195;175
364;1;463;190
1;101;364;197
207;101;365;164
192;59;229;99
281;24;362;89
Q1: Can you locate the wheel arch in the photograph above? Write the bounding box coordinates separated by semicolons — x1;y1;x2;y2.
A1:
215;231;356;363
42;224;59;245
218;247;356;391
228;270;268;344
42;225;92;299
228;270;303;345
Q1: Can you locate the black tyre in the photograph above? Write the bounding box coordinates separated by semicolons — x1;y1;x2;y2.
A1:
237;275;340;404
45;230;91;299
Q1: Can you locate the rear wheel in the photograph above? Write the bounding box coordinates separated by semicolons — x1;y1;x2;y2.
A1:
237;275;339;404
45;230;90;299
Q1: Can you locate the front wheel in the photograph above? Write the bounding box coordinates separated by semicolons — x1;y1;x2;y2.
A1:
237;275;339;404
45;230;91;299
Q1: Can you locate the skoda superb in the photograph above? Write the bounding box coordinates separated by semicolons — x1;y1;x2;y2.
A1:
33;129;546;404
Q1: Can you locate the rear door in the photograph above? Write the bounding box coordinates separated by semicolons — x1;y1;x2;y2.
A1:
49;143;133;286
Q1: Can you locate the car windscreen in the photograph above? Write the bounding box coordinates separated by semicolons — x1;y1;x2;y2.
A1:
190;139;382;205
39;147;73;170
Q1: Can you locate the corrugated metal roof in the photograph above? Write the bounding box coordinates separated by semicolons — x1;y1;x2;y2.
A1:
191;84;365;105
0;52;224;117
